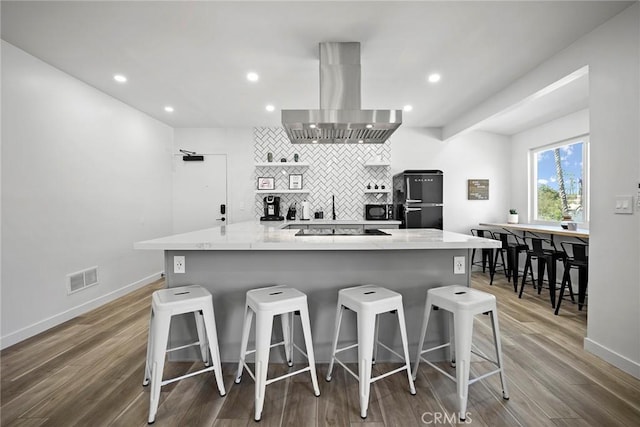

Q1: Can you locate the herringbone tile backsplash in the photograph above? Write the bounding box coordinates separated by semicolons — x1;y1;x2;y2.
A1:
254;127;391;220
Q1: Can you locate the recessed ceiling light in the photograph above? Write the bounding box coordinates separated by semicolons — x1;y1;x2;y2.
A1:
403;105;413;112
309;124;317;129
358;140;364;144
164;106;174;113
366;124;373;129
265;104;275;112
312;140;318;144
113;74;127;83
246;72;259;82
428;73;441;83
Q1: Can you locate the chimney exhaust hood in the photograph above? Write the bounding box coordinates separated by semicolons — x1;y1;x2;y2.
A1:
281;42;402;144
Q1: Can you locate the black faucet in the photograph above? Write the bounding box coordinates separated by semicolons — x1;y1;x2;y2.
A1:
332;195;336;220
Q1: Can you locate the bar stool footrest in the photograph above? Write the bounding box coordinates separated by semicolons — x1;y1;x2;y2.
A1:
468;368;503;385
370;366;408;384
418;358;457;382
377;341;408;362
160;365;216;387
470;347;499;366
265;366;311;386
166;340;205;354
332;357;360;382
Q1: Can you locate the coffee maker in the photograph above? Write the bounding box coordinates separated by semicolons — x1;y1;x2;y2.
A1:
261;195;283;221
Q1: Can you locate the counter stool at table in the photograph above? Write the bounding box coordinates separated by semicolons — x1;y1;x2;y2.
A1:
519;237;566;308
235;285;320;422
555;242;588;315
412;285;509;422
470;229;494;274
326;285;416;419
491;232;528;291
142;285;226;424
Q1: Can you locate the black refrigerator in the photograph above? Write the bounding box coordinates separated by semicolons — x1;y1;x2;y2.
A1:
392;170;443;229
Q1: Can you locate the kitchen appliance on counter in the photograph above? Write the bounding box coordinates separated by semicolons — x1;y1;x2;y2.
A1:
393;170;443;229
286;203;297;220
261;195;284;221
365;204;394;220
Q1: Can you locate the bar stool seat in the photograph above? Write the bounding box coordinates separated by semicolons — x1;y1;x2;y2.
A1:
413;285;509;421
235;285;320;422
326;285;416;419
142;285;225;424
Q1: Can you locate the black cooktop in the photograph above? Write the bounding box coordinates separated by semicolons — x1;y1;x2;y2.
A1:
295;228;390;236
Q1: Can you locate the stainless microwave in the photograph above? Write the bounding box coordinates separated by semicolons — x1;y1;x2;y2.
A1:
365;204;394;220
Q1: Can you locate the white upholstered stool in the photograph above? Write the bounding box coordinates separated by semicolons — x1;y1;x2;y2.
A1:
412;285;509;421
142;285;225;424
326;285;416;419
235;285;320;422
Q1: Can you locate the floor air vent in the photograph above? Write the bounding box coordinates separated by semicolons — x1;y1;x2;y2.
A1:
67;266;99;294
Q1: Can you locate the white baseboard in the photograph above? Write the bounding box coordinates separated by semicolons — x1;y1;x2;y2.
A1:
0;272;163;350
584;337;640;379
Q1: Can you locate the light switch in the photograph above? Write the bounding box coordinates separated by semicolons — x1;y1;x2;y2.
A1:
614;195;633;214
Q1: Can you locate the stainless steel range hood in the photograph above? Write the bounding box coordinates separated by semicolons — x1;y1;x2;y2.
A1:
281;42;402;144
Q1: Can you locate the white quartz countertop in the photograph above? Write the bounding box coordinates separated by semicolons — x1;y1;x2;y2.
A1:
134;221;500;251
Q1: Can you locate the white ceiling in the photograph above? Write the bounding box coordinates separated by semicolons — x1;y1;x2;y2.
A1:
476;70;590;135
1;1;631;134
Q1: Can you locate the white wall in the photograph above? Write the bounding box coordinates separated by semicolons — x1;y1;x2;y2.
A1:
582;4;639;377
1;42;174;348
511;109;590;222
391;127;512;233
508;5;640;376
173;128;255;225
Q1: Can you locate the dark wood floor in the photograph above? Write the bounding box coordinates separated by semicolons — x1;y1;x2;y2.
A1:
2;272;639;426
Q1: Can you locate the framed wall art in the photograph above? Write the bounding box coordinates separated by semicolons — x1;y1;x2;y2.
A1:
468;179;489;200
289;174;303;190
257;176;275;190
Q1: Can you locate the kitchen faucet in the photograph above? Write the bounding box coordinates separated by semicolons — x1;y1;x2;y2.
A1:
332;195;336;220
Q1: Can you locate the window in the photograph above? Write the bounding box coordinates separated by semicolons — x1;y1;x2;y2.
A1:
531;135;589;224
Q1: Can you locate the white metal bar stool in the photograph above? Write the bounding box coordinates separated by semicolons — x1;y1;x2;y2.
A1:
326;285;416;419
234;285;320;422
142;285;226;424
412;285;509;421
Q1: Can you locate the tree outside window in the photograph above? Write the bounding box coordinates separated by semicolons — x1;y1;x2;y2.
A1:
532;136;589;223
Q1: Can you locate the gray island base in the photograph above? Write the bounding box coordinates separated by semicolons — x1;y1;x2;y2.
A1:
135;221;500;363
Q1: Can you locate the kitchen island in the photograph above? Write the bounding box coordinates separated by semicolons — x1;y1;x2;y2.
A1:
135;220;499;362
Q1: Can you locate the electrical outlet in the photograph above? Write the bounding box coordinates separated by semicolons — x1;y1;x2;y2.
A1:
174;256;185;274
454;256;465;275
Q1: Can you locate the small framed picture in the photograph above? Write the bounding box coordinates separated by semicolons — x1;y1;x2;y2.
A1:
257;176;275;190
468;179;489;200
289;174;303;190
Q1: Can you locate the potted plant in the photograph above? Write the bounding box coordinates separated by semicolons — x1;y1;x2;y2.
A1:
507;209;519;224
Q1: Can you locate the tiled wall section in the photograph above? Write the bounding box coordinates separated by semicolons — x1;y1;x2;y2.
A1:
254;127;391;219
